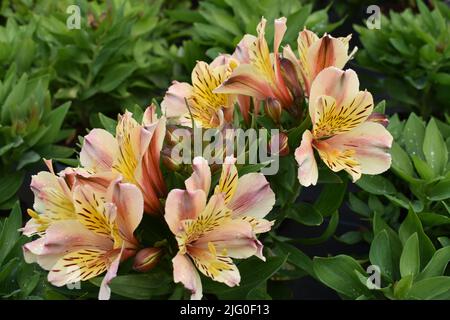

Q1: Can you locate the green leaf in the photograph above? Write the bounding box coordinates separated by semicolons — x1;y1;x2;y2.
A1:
418;212;450;227
434;73;450;85
427;179;450;201
423;119;448;176
314;180;347;216
373;100;386;113
204;255;288;299
403;113;425;159
287;115;311;150
356;175;396;195
417;246;450;281
313;255;370;299
17;151;40;170
407;277;450;300
286;202;323;226
400;233;420;278
412;155;434;181
0;202;22;266
393;275;413;299
0;172;24;204
284;5;312;43
369;230;400;282
38;102;71;145
292;211;339;245
390;142;415;180
399;209;435;268
336;231;363;245
90;271;173;299
274;240;314;277
348;193;371;217
317;168;343;184
98;113;118;135
98;63;138;93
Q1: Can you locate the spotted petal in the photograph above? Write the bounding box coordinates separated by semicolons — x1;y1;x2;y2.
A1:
309;67;360;124
165;189;207;235
316;121;393;181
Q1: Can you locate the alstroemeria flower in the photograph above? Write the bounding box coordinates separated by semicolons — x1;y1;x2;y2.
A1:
295;67;393;186
23;179;144;300
283;28;357;96
165;156;275;299
161;55;237;128
214;17;293;111
80;106;166;214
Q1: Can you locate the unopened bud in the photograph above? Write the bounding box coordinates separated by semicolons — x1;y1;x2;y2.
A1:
133;248;163;272
367;113;389;127
162;146;182;171
265;98;282;124
166;125;190;146
280;58;303;100
269;132;289;156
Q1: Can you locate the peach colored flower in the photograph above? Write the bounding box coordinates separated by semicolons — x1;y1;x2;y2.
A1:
80;106;166;214
165;157;275;299
283;28;357;95
295;67;392;186
23;178;144;300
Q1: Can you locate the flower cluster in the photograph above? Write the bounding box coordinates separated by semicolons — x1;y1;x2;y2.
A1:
21;17;392;300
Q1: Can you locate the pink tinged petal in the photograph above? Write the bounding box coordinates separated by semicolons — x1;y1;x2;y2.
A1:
47;248;110;287
309;67;359;123
24;220;113;271
273;17;287;54
172;252;203;300
367;112;389;127
142;104;158;126
30;171;73;214
307;35;351;81
237;95;251;125
99;248;123;300
43;159;55;173
272;17;293;107
210;53;233;68
188;246;240;287
196;219;260;260
232;34;256;64
228;173;275;219
214;156;238;204
108;181;144;246
21;218;42;237
80;129;118;171
295;130;319;187
326;122;393;177
165;189;207;235
244;217;274;234
31;220;113;255
136;116;167;214
161;81;193;119
60;167;118;193
213;64;275;100
185;157;211;195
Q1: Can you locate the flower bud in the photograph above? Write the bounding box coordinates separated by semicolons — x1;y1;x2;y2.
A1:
269;132;289;156
161;146;182;171
367;113;389;127
166;125;191;146
280;58;303;100
133;248;163;272
265;98;282;123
